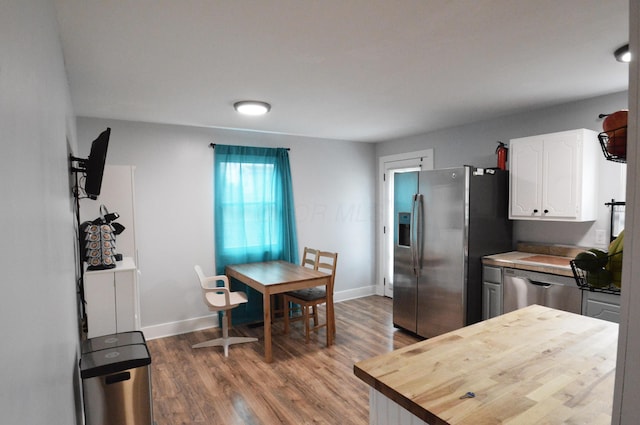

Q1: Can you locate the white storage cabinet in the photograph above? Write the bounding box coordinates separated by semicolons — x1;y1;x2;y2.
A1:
80;165;140;338
509;128;599;221
84;257;141;338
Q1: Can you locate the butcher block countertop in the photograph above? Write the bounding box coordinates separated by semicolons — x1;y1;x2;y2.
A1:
354;305;617;425
482;242;587;277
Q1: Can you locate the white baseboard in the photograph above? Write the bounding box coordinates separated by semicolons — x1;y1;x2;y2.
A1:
142;284;378;340
333;284;377;302
142;314;218;340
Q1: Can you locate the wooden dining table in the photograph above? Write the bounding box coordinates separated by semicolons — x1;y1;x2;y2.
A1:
225;260;333;363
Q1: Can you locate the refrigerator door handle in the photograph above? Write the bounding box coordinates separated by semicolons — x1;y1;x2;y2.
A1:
410;194;418;275
416;194;424;275
411;194;423;276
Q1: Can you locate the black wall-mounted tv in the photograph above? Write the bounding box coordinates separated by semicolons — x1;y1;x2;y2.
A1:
84;128;110;200
70;128;111;200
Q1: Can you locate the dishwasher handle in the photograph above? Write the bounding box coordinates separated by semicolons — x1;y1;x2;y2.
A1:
528;279;552;288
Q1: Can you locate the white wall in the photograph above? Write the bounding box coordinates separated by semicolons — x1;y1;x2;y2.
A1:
613;0;640;421
76;118;377;336
0;1;81;424
377;91;629;249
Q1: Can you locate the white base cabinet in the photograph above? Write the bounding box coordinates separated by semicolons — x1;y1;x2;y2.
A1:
482;265;503;320
84;257;141;338
369;388;429;425
509;128;599;221
582;291;620;323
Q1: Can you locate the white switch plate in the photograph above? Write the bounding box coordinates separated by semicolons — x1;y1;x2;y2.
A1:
595;229;607;245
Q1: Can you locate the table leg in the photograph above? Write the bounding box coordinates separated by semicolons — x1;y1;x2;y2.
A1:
327;281;334;346
263;290;273;362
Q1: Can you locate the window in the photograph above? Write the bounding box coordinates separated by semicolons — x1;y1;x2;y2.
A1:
213;145;298;323
218;161;279;252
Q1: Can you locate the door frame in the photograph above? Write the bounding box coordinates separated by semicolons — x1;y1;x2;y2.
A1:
377;149;434;297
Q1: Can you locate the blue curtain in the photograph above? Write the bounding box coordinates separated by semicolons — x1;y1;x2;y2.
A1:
214;145;299;324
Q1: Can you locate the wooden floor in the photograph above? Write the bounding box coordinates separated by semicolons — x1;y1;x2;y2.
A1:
147;295;420;425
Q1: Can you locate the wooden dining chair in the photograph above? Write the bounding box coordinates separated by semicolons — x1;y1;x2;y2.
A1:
271;247;319;322
192;265;257;357
283;250;338;344
301;247;319;269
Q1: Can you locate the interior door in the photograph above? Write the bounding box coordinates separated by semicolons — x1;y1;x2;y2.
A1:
380;149;434;298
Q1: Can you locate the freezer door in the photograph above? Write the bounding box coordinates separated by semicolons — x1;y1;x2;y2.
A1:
416;167;467;338
392;172;418;332
393;238;417;332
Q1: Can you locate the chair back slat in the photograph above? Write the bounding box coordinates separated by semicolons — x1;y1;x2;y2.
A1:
315;251;338;292
301;247;319;269
194;264;206;284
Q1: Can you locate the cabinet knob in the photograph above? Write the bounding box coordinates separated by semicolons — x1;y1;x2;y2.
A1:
544;209;549;214
533;209;539;213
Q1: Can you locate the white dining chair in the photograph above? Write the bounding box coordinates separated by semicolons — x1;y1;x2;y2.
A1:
192;265;257;357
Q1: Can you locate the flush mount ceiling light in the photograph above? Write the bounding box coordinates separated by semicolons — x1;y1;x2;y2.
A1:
614;44;631;63
233;101;271;116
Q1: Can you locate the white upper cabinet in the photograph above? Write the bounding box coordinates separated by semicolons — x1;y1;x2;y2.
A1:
509;128;599;221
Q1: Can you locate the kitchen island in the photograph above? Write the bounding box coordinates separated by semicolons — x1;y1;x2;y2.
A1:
354;305;617;425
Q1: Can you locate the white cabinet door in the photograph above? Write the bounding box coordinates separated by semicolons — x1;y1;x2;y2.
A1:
509;129;598;222
509;138;543;218
482;265;503;320
542;132;580;219
85;257;140;338
84;272;117;338
482;282;502;320
114;267;139;332
582;291;620;323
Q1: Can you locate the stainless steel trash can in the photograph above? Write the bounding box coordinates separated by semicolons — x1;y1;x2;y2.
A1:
81;331;146;354
81;333;153;425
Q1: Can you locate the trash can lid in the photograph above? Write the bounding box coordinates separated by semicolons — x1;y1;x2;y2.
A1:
80;343;151;379
81;331;147;354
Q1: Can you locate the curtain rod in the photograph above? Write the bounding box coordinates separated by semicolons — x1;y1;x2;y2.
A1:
209;143;290;151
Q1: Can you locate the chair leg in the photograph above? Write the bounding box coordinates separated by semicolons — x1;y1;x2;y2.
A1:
333;312;336;336
283;299;290;334
312;305;319;327
192;310;257;356
304;305;311;343
221;310;230;356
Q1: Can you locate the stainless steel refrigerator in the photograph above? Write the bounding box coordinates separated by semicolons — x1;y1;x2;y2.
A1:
393;166;512;338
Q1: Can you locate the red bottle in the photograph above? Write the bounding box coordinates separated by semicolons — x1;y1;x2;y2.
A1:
496;142;508;170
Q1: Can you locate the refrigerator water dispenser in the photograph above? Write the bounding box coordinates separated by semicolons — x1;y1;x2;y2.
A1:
398;212;411;247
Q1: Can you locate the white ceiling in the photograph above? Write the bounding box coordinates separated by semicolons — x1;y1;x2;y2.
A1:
54;0;630;143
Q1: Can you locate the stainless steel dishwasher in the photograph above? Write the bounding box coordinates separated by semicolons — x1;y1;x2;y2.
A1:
503;267;582;314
